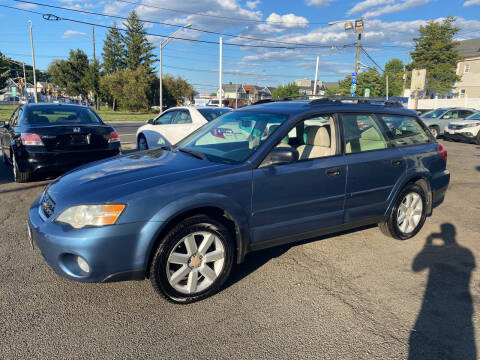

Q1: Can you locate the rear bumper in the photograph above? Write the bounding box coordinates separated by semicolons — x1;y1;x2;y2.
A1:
431;169;450;208
17;144;121;175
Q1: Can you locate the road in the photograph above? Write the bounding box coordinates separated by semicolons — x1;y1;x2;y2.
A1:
108;121;144;148
0;141;479;359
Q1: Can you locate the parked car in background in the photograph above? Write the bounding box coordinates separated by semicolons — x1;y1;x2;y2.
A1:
0;103;121;182
444;111;480;144
28;98;449;303
420;108;476;138
136;106;231;150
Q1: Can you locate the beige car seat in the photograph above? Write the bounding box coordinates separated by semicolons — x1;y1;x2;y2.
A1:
297;126;332;160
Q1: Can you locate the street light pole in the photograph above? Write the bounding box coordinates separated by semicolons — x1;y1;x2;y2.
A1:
354;33;362;74
28;20;38;103
313;56;319;96
218;36;223;108
159;24;192;113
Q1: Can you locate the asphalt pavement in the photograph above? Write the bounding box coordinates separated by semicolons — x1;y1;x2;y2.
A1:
0;141;479;359
107;121;144;148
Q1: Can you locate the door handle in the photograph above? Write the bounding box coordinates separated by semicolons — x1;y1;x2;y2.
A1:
325;167;341;177
391;159;402;166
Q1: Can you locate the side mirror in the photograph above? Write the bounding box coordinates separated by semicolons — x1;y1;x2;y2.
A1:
147;119;154;125
260;147;299;168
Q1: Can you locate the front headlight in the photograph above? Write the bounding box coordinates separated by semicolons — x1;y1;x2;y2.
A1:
55;204;126;229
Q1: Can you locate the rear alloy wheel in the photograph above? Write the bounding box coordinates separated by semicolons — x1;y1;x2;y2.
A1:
12;153;31;183
138;135;148;151
379;183;427;240
429;126;439;139
150;216;234;303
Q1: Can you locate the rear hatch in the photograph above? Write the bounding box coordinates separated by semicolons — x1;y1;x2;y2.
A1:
32;125;113;151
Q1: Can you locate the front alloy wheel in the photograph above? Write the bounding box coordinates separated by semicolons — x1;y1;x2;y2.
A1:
396;192;423;234
429;126;439;138
150;215;234;303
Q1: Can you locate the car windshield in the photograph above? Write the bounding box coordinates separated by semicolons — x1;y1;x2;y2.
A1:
197;108;232;121
421;109;446;119
25;106;102;126
466;112;480;120
175;111;289;164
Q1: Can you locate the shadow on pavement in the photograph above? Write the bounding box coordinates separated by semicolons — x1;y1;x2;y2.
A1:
0;162;13;185
225;224;375;291
409;223;476;360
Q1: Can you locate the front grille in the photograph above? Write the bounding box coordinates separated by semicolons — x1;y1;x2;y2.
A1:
41;192;56;218
449;124;465;130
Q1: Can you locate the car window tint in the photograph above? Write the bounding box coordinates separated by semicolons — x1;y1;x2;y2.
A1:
154;111;176;125
460;110;474;118
172;110;192;124
342;114;388;154
379;115;430;147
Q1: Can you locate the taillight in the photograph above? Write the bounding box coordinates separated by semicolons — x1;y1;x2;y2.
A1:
21;133;44;146
438;143;447;164
108;131;120;143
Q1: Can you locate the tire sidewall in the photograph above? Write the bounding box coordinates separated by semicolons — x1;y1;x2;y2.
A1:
150;217;234;303
390;184;427;240
430;126;438;138
138;135;148;151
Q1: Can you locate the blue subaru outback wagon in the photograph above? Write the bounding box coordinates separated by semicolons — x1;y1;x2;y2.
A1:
28;98;450;303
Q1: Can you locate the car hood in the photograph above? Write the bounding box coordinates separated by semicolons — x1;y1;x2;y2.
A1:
449;119;479;126
46;148;227;207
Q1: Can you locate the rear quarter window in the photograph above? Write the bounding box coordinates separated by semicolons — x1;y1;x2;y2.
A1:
378;114;430;147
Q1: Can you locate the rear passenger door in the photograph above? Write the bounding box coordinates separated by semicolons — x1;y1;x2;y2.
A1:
168;109;199;144
340;113;406;222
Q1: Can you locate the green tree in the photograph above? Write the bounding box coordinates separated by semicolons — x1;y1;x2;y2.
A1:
123;11;156;73
48;49;91;99
338;69;382;97
85;59;101;109
271;82;299;99
382;58;404;97
409;16;461;96
102;23;126;75
162;75;197;106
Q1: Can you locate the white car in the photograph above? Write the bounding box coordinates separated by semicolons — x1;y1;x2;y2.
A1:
444;111;480;145
136;106;231;150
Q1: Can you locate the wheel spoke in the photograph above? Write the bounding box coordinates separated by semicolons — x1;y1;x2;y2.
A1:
400;218;408;233
184;234;197;255
199;265;217;282
397;211;406;224
169;252;189;265
413;209;422;216
204;250;224;263
169;265;190;286
411;194;420;209
198;234;214;256
187;270;198;293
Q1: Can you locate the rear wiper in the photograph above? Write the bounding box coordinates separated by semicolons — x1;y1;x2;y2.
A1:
177;147;208;161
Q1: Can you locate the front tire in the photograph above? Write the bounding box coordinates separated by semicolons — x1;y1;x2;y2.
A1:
13;153;31;183
149;216;234;303
476;133;480;145
137;134;148;151
429;126;439;139
379;183;427;240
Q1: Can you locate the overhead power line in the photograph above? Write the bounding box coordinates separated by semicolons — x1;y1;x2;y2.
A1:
13;0;331;48
0;4;355;50
360;47;384;73
114;0;330;25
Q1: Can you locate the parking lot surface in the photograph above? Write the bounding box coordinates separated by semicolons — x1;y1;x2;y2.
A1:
108;121;144;148
1;141;479;359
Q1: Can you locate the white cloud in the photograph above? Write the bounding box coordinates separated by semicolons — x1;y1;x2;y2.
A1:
363;0;430;18
464;0;480;5
305;0;333;7
61;30;88;39
246;0;260;9
104;1;131;15
347;0;395;15
265;13;309;28
16;3;38;10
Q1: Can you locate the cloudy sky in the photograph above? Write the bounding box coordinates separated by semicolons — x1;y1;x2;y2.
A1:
1;0;479;93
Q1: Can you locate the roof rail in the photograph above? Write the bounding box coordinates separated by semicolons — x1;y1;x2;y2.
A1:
308;96;403;107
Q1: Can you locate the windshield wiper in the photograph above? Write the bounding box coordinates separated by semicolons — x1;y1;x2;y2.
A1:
177;147;208;161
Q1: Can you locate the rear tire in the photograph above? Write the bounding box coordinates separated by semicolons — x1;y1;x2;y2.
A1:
149;215;234;303
1;145;7;164
137;134;148;151
476;133;480;145
429;126;439;139
13;153;31;183
379;183;427;240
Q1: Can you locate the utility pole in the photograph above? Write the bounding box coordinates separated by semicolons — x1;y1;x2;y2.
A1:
28;21;38;103
22;62;26;96
402;46;412;96
313;56;319;96
386;74;389;100
92;25;96;61
235;70;239;109
218;36;223;108
354;33;362;74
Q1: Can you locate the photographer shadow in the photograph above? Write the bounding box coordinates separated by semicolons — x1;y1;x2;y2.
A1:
409;223;476;359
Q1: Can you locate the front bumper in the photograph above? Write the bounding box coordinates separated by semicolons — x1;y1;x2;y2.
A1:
28;196;157;283
444;130;477;142
17;145;121;175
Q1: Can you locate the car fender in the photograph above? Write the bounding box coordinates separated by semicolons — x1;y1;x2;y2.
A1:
144;192;250;266
137;126;172;148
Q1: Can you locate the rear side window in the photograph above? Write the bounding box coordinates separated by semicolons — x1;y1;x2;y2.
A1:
378;115;430;147
341;114;388;154
172;110;192;124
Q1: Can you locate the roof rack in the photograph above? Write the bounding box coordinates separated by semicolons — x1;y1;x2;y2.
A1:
308;96;403;107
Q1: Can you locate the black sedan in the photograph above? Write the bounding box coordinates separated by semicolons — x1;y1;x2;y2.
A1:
0;103;121;182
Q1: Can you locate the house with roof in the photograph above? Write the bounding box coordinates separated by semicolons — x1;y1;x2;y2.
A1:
454;38;480;98
294;78;339;96
217;83;247;101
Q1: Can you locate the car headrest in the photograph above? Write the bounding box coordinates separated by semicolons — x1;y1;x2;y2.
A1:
305;126;330;147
